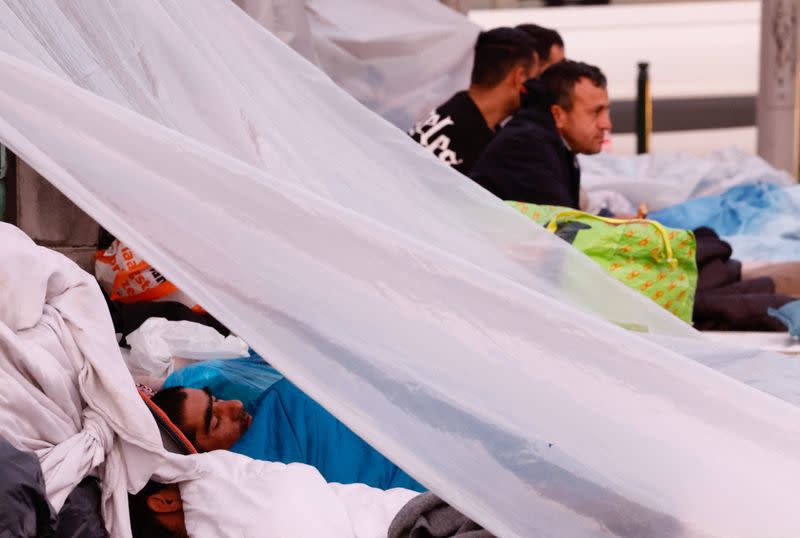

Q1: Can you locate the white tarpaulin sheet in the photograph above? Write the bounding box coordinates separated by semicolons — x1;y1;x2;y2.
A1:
2;1;800;537
235;0;479;129
579;148;796;211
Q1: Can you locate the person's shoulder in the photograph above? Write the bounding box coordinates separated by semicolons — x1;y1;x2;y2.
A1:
435;90;476;116
439;90;470;107
507;107;556;133
491;112;557;149
409;91;471;137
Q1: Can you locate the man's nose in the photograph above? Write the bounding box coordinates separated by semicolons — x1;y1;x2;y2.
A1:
222;399;244;415
600;111;612;131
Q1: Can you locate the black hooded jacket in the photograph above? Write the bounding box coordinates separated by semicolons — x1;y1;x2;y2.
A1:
469;79;581;208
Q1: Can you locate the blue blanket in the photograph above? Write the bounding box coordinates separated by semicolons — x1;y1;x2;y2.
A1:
231;378;425;492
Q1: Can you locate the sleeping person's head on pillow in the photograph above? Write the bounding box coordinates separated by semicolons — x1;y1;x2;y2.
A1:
152;380;426;493
152;386;252;451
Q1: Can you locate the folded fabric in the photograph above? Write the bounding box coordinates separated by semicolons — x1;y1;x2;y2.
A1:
768;300;800;337
692;227;793;331
154;450;418;538
231;379;425;492
388;492;494;538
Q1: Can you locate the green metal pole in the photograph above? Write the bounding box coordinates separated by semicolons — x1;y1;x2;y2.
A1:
636;62;652;154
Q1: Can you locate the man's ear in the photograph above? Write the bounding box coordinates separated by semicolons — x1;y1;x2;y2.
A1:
146;489;183;514
513;64;529;88
550;104;567;130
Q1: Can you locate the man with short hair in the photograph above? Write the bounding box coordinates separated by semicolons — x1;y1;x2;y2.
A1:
152;379;425;492
516;24;565;74
470;60;798;331
470;60;610;208
409;27;537;176
152;385;250;452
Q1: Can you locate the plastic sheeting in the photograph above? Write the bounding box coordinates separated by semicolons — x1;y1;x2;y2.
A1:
3;1;800;536
651;183;800;261
579;147;796;211
235;0;479;129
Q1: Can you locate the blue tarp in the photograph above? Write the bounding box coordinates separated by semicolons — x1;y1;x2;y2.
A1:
650;183;800;261
164;352;283;409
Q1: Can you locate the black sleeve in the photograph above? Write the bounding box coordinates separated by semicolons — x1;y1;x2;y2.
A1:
470;130;575;207
55;477;107;538
0;437;56;538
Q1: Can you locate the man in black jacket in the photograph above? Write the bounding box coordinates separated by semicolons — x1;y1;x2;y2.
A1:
409;27;536;176
470;61;797;331
470;60;610;208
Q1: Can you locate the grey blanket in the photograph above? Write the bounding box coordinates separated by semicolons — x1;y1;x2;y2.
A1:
388;492;495;538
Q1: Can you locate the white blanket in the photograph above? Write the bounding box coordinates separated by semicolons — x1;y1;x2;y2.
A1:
579;147;795;211
0;223;164;537
155;451;417;538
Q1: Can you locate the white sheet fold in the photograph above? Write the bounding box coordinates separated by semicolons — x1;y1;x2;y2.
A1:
155;450;417;538
0;223;164;537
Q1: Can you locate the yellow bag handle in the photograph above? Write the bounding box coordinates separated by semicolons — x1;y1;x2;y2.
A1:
545;210;678;268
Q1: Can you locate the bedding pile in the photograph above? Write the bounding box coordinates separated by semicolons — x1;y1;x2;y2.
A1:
0;223;163;537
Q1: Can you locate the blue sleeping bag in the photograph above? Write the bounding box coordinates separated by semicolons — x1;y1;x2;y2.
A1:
231;378;425;492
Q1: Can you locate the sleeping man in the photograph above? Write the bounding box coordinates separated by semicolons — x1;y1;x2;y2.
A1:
152;378;425;492
129;450;491;538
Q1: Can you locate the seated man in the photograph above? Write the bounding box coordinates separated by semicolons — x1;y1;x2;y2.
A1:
152;378;425;492
409;27;537;176
128;451;490;538
470;60;797;331
470;60;609;208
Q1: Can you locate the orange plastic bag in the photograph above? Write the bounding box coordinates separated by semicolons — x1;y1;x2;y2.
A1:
95;240;202;310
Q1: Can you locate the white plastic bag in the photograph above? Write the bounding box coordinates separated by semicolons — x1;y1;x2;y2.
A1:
125;318;249;380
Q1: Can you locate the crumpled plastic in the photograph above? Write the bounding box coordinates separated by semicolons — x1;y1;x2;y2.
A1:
163;353;283;409
125;318;249;380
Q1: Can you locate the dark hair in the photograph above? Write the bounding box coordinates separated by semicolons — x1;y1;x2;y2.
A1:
151;386;192;442
128;481;175;538
471;27;535;88
516;24;564;62
539;60;606;110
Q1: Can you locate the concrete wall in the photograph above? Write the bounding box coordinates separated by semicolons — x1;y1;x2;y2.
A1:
15;159;99;272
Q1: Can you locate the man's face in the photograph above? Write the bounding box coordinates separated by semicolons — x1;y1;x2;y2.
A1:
551;77;612;155
178;388;253;451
